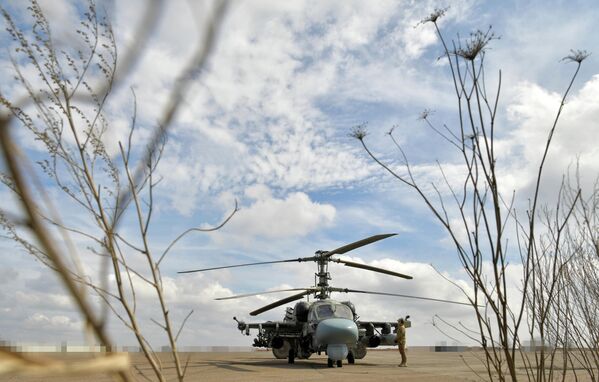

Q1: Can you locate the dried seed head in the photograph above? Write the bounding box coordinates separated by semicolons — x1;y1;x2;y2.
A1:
419;109;434;120
419;7;448;25
455;27;498;61
561;49;590;63
349;124;368;140
386;125;398;136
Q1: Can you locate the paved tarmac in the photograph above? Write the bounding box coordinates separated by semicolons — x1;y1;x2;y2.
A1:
172;349;482;381
1;348;595;381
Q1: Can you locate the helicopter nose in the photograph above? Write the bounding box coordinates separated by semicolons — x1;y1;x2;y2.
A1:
315;318;359;344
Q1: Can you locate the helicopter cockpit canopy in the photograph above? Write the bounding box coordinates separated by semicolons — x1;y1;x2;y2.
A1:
312;302;354;320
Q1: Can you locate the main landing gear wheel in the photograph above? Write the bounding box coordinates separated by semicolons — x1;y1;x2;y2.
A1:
347;352;355;364
336;360;342;367
288;348;295;364
272;340;290;359
327;358;334;368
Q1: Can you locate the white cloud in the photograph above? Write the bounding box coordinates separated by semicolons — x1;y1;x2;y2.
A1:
213;185;335;243
103;0;467;215
499;75;599;198
25;313;80;331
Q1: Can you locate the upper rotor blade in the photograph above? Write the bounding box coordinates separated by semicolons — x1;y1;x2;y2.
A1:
249;290;312;316
178;258;305;274
324;233;397;257
336;259;413;279
215;288;313;301
330;287;471;306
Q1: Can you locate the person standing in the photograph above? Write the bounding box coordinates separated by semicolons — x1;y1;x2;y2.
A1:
397;318;407;367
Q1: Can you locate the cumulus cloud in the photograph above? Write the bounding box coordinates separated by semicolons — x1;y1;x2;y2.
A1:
498;75;599;199
102;0;468;215
212;185;335;243
25;313;80;331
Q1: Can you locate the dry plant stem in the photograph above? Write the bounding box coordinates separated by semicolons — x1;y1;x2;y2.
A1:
0;120;131;382
39;25;166;379
354;12;588;381
59;99;164;379
470;58;516;380
1;1;232;381
518;64;584;382
111;4;230;380
157;200;239;266
358;133;500;381
553;177;599;376
121;145;183;381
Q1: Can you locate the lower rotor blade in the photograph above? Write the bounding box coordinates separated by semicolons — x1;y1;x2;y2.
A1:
324;233;397;257
250;290;312;316
336;259;413;279
330;287;471;306
215;288;312;300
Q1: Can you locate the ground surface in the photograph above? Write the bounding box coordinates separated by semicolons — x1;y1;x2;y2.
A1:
2;348;596;381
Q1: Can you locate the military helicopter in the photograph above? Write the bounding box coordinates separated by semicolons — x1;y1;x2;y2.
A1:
179;234;469;367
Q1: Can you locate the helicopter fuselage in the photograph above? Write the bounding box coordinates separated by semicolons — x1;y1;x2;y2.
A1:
307;300;359;361
235;298;409;367
179;233;434;368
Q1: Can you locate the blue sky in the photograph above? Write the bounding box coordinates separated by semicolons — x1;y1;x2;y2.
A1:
1;0;598;348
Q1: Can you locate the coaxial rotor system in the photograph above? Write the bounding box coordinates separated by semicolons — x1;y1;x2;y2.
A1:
179;234;471;315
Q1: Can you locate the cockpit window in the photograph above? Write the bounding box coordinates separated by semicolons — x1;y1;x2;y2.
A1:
315;303;353;320
316;304;334;318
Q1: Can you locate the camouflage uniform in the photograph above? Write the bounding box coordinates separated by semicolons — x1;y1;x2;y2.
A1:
397;319;407;367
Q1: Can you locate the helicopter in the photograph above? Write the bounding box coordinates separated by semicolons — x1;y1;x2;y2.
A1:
178;234;470;367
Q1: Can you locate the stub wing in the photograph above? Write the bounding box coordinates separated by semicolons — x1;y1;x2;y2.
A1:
355;319;411;347
244;321;299;331
234;318;302;348
357;320;411;331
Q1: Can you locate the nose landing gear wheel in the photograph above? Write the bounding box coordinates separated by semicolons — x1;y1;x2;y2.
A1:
336;360;342;367
288;348;295;364
348;351;355;364
327;358;334;368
